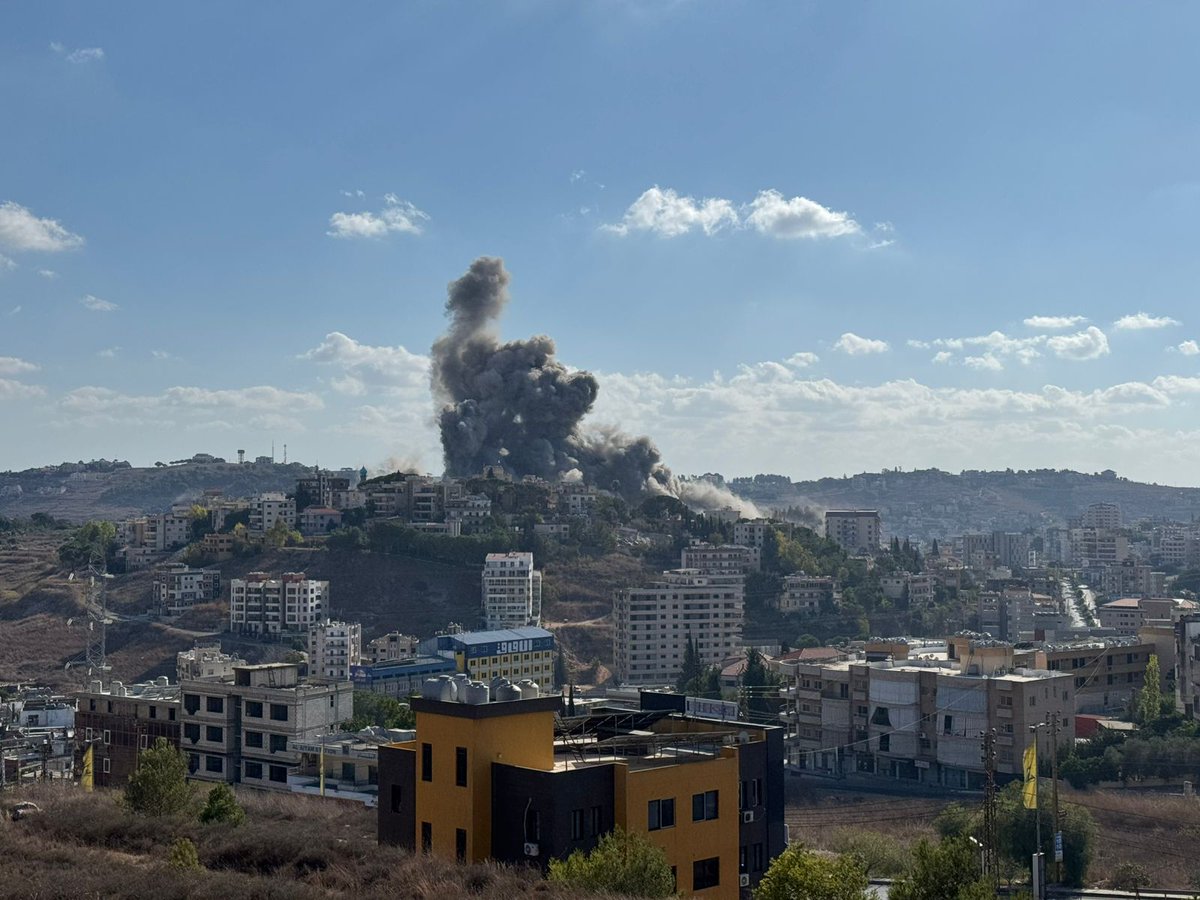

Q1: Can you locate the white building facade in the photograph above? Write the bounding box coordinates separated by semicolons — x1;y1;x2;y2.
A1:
481;551;543;630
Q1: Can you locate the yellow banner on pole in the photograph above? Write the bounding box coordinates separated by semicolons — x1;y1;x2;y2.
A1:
1023;742;1038;809
81;745;94;792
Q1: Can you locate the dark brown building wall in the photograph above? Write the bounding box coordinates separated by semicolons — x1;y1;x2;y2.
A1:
76;708;180;787
377;744;416;849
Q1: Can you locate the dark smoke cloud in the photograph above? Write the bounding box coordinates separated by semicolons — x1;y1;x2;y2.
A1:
431;257;668;496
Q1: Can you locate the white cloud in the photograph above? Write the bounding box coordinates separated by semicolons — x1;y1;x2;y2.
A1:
1152;375;1200;395
602;186;862;241
1114;311;1181;331
1173;340;1199;356
0;201;84;252
601;186;738;237
80;294;118;312
963;354;1003;372
60;384;323;428
0;378;45;401
1024;315;1086;330
66;47;104;63
1046;326;1110;361
932;351;953;364
38;268;57;279
151;350;175;360
97;347;120;358
327;194;428;239
907;340;930;349
744;189;861;240
0;356;38;375
834;333;889;355
785;352;819;368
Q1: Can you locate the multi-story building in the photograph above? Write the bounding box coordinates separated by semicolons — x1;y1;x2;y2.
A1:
1092;560;1164;599
824;510;881;555
558;482;599;517
1175;614;1200;719
364;631;421;665
1012;636;1153;714
680;541;761;575
613;569;744;686
296;470;352;510
229;571;328;635
177;644;246;681
422;626;555;685
298;506;343;535
445;494;493;533
199;531;236;559
878;572;933;607
74;677;180;787
1098;596;1199;636
732;519;772;551
153;563;221;614
1081;502;1122;530
377;688;785;898
180;663;353;791
776;573;835;616
481;551;543;630
352;656;458;698
119;509;192;569
288;728;400;806
309;619;362;680
249;492;296;536
1069;527;1129;567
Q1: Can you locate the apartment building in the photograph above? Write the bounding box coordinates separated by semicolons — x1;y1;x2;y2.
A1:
1176;615;1200;719
681;540;761;575
1080;502;1122;530
776;573;835;615
199;532;236;559
481;551;543;630
119;509;192;569
296;471;352;510
153;563;221;614
177;644;246;681
229;571;328;635
288;728;397;806
824;510;881;555
879;572;933;607
445;494;493;533
422;626;555;685
1091;560;1164;599
249;492;296;535
74;678;180;787
364;631;420;665
180;663;353;791
309;620;362;680
613;569;744;686
785;640;1071;788
558;482;599;517
1069;527;1129;567
377;689;785;898
732;519;772;551
1098;596;1198;636
298;506;343;535
1011;636;1153;714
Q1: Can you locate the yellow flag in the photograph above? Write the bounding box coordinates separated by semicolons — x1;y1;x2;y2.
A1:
81;745;94;792
1022;742;1038;809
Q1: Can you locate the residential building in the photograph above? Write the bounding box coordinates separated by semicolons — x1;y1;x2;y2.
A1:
1008;636;1152;714
1175;615;1200;719
298;506;343;535
153;563;221;614
351;656;458;698
481;551;543;630
1098;596;1199;636
1069;527;1129;567
288;728;403;806
309;620;363;680
377;688;785;898
879;572;933;607
74;677;180;787
364;631;421;665
118;509;192;569
296;470;352;510
732;519;772;551
422;626;556;685
199;532;236;559
176;644;246;681
249;492;296;536
613;569;744;686
824;510;881;555
180;663;353;791
558;482;599;517
776;573;835;616
681;540;761;575
445;494;493;533
1081;502;1122;530
229;571;328;635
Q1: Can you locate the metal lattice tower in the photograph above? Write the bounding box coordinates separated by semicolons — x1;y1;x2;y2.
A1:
67;558;113;682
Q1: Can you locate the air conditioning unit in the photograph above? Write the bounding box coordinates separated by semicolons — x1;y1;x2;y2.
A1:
739;874;751;888
523;842;539;857
742;810;755;823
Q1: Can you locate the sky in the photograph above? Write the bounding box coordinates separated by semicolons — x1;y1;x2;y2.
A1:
3;2;1200;484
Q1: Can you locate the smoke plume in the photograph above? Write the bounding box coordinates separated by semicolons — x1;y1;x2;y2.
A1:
431;256;758;514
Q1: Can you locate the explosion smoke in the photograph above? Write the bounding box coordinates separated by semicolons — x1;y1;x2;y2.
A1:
431;256;759;515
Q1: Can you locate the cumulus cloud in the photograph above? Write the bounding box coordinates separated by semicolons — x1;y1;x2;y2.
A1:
38;269;57;279
932;351;953;364
1114;311;1181;330
300;332;430;392
1024;315;1086;330
602;186;862;240
97;347;120;359
963;354;1003;372
834;333;889;355
0;201;84;252
51;42;104;63
1152;375;1200;395
785;351;820;368
80;294;118;312
327;194;429;239
1046;326;1110;361
0;378;45;401
1173;340;1199;356
0;356;39;375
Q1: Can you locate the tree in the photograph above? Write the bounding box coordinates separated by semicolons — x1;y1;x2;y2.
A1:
168;837;201;870
828;829;910;877
742;648;782;718
889;838;991;900
676;634;704;693
123;738;195;817
344;691;414;731
553;650;568;688
58;520;119;569
994;781;1095;886
1139;654;1162;726
199;783;245;825
754;844;872;900
548;826;674;897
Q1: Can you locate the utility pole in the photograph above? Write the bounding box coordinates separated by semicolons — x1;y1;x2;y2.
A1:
1050;711;1062;884
980;728;999;891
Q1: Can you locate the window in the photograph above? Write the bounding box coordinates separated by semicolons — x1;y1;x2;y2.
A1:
693;857;720;890
570;808;584;841
270;734;288;753
455;746;468;787
245;761;263;779
421;821;432;853
244;730;264;748
169;708;176;722
138;734;149;750
649;798;676;830
753;843;764;872
206;696;224;714
206;725;223;743
149;705;157;720
205;756;223;773
103;730;111;744
456;828;467;862
188;754;199;774
184;723;200;742
245;701;263;718
421;743;433;781
524;807;540;842
692;790;719;822
590;806;602;836
879;734;890;752
102;757;111;774
269;765;288;783
270;703;288;721
390;785;402;813
341;762;355;782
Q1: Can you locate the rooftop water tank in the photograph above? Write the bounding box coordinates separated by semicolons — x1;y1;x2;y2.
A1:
494;684;522;702
463;682;490;705
517;679;539;699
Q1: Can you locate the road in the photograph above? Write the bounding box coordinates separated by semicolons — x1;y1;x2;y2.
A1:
1060;579;1098;629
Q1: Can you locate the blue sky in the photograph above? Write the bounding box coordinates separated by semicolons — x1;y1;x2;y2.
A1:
3;2;1200;483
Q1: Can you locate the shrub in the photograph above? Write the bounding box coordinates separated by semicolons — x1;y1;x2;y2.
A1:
548;827;674;897
124;738;195;817
169;837;201;870
755;845;872;900
200;784;246;826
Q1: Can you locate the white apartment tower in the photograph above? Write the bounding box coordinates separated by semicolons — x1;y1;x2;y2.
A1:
308;620;362;680
613;569;744;686
230;572;328;635
481;551;543;630
249;492;297;535
824;510;881;554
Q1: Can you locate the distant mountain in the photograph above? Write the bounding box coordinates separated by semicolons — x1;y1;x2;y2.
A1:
729;468;1200;540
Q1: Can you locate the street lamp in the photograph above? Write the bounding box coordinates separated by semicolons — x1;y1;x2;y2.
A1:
968;835;984;878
